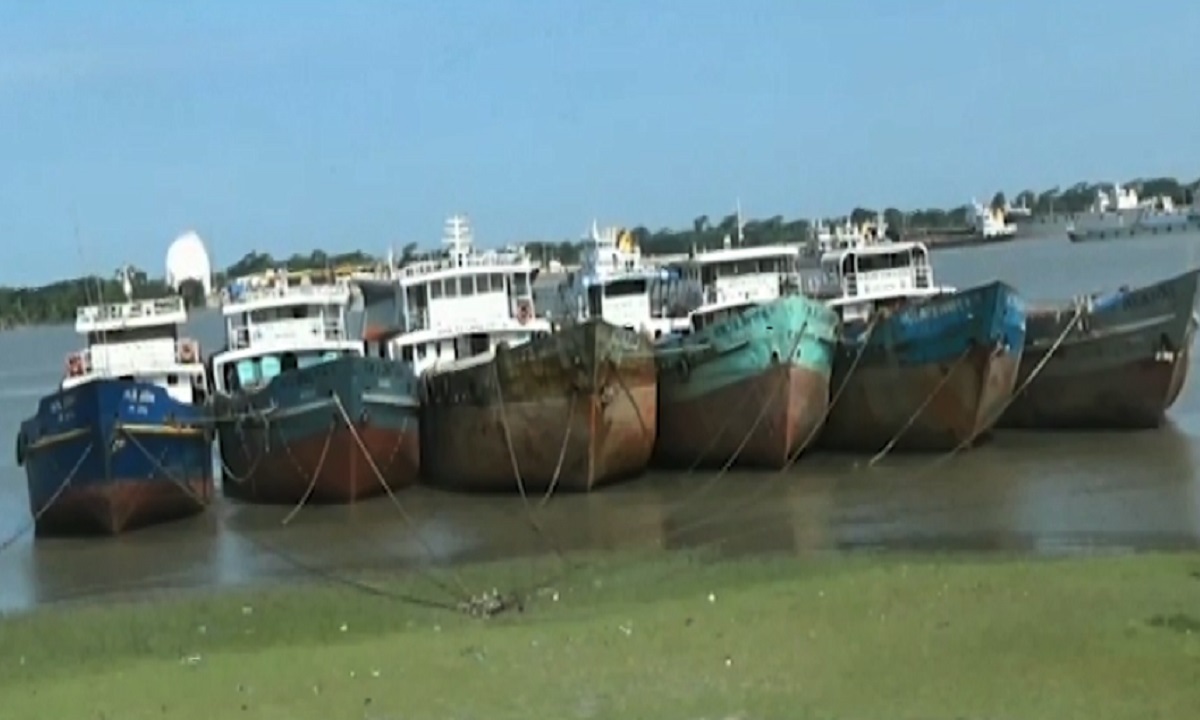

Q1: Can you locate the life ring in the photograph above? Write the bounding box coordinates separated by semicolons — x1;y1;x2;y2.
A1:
516;301;533;325
66;354;84;377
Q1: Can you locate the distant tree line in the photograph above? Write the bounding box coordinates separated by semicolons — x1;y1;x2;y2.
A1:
0;249;381;329
3;176;1197;328
523;176;1199;264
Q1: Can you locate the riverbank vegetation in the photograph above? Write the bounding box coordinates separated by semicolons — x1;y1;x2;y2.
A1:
4;176;1197;327
0;550;1197;719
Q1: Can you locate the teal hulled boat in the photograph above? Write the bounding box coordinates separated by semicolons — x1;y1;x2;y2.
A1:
655;294;840;469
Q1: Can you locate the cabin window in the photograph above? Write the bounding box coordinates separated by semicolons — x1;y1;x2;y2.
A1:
401;346;414;363
281;352;299;372
223;363;240;392
430;280;443;299
856;252;910;273
587;285;603;317
260;355;282;381
604;278;647;297
490;273;504;292
167;374;179;386
513;273;529;295
445;278;459;298
236;359;258;387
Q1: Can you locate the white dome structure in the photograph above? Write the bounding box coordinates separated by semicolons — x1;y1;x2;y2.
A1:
165;231;212;297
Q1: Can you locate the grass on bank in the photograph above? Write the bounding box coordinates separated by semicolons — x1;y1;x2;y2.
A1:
0;550;1199;720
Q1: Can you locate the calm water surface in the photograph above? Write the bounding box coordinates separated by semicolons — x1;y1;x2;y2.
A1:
2;234;1200;612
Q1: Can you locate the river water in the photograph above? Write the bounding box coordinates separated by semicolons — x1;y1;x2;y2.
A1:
2;233;1200;613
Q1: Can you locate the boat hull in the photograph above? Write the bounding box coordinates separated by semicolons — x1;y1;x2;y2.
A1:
420;319;656;492
655;295;838;469
999;269;1200;429
819;281;1027;453
16;379;213;536
1067;217;1200;242
214;355;420;504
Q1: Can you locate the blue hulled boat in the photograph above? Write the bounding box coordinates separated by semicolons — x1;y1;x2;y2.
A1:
802;234;1027;452
209;269;420;504
15;289;213;535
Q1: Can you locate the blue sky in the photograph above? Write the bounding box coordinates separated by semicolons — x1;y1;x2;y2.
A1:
2;0;1198;284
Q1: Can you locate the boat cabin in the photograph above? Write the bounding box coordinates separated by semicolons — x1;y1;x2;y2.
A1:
65;294;207;405
806;240;951;326
562;222;674;336
673;243;800;309
211;269;362;394
358;215;552;376
684;299;758;335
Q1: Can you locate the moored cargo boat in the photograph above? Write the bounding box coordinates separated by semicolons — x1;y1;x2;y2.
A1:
656;294;838;468
419;221;663;491
210;270;420;504
352;215;556;490
803;237;1027;452
421;318;656;491
15;276;213;535
998;268;1200;429
654;215;838;468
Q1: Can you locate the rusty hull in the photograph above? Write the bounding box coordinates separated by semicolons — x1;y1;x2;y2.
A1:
1000;323;1195;430
220;423;420;505
655;364;830;470
819;342;1020;453
34;478;212;536
420;320;657;492
999;269;1200;430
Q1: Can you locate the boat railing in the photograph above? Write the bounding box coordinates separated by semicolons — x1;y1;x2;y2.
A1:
224;282;350;306
76;296;186;326
64;336;204;379
230;317;347;350
397;252;532;278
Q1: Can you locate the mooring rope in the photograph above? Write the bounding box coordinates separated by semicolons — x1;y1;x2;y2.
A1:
539;391;577;508
669;322;809;513
491;359;569;555
866;346;974;466
899;303;1085;478
117;424;211;507
664;313;881;540
0;440;94;552
279;417;337;526
330;392;471;600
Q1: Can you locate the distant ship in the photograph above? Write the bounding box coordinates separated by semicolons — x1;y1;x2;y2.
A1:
1008;183;1199;240
1067;192;1200;242
900;200;1017;249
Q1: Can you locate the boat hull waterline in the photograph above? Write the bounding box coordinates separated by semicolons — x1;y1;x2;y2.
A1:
655;295;839;469
999;269;1200;429
16;380;213;536
420;319;656;492
214;355;420;505
819;281;1027;453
